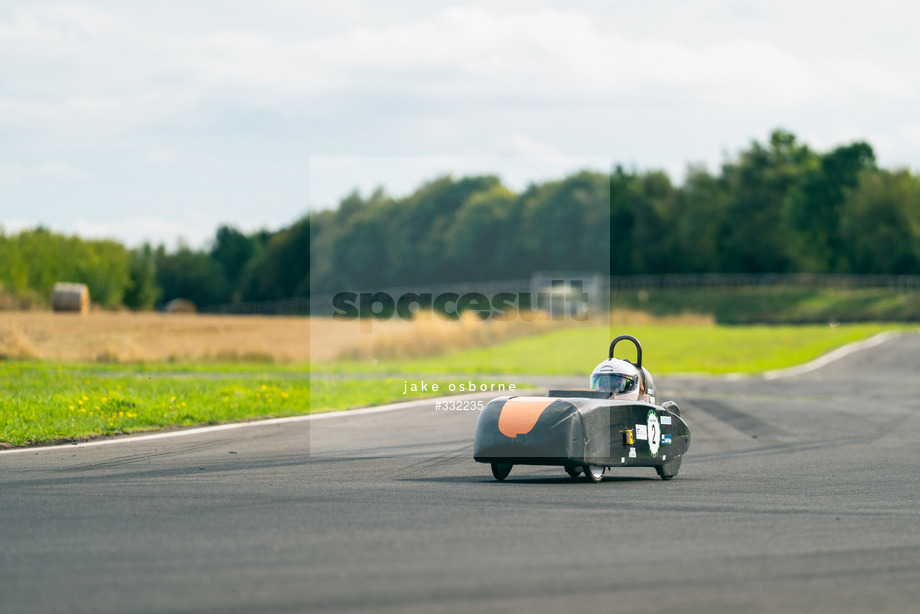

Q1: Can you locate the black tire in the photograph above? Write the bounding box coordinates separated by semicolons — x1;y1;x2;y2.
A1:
656;458;681;480
583;465;605;483
491;463;513;481
661;400;680;416
565;465;582;478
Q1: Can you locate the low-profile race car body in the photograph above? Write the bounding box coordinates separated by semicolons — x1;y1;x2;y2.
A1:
473;335;690;482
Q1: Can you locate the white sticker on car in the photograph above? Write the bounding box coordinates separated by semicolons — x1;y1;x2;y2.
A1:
635;424;648;440
647;411;661;457
661;415;672;425
629;447;636;458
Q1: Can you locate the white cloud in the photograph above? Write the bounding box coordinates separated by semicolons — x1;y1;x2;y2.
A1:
73;217;202;247
0;218;30;234
70;211;285;249
5;3;915;131
73;214;229;249
1;2;917;152
0;160;90;187
309;155;610;212
2;1;920;245
494;134;562;158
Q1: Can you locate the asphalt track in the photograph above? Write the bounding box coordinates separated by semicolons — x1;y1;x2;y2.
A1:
3;332;920;614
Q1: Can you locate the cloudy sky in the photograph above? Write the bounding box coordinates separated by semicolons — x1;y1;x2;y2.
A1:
2;0;919;248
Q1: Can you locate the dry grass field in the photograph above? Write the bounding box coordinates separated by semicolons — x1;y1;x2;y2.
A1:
0;312;313;362
0;312;573;363
0;309;715;363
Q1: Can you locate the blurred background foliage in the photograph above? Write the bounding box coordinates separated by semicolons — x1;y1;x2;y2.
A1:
3;129;920;311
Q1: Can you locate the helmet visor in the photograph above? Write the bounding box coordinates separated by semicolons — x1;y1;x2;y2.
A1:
590;373;637;394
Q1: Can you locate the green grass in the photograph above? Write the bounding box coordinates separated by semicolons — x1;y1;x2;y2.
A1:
3;322;911;447
0;361;477;447
43;361;312;375
314;323;911;376
612;286;920;324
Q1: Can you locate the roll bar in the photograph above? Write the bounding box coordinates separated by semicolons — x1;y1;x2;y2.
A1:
609;334;642;369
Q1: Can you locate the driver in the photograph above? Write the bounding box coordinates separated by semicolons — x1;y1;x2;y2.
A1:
589;358;642;401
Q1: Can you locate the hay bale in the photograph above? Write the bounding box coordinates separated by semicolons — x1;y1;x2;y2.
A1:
51;282;90;314
164;298;197;314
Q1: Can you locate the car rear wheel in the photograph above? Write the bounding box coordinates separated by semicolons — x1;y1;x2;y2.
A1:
491;463;513;481
583;465;605;483
565;465;582;478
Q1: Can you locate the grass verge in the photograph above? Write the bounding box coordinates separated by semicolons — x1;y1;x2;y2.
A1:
612;286;920;324
3;322;911;447
0;361;479;447
314;323;911;376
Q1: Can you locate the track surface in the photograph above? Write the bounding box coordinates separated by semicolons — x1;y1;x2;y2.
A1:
3;333;920;613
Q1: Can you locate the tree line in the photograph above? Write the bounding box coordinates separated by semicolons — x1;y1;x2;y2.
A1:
610;130;918;276
2;129;919;310
0;223;308;310
0;229;152;309
312;129;920;293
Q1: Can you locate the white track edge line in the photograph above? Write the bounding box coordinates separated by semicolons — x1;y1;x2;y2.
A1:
762;331;899;380
2;332;899;456
0;391;505;455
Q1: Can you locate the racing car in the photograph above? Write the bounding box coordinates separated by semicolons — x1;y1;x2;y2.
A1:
473;335;690;482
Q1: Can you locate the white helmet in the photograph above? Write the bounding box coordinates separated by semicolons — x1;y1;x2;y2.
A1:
590;358;641;399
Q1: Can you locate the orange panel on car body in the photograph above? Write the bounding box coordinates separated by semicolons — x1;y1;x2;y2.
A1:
497;397;555;438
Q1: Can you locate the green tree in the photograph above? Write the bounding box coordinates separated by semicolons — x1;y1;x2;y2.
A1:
75;239;132;308
0;229;29;295
785;141;875;271
327;189;394;290
124;244;161;310
516;170;610;274
718;130;813;272
609;167;638;273
155;245;229;307
840;169;920;274
240;217;310;300
210;226;265;299
671;165;728;273
0;228;132;308
443;183;517;280
386;175;502;286
631;171;679;274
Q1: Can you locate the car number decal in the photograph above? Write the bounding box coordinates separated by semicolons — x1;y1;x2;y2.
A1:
647;411;661;457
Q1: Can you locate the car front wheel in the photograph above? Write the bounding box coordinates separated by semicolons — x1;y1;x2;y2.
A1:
656;458;681;480
583;465;605;483
491;463;513;481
